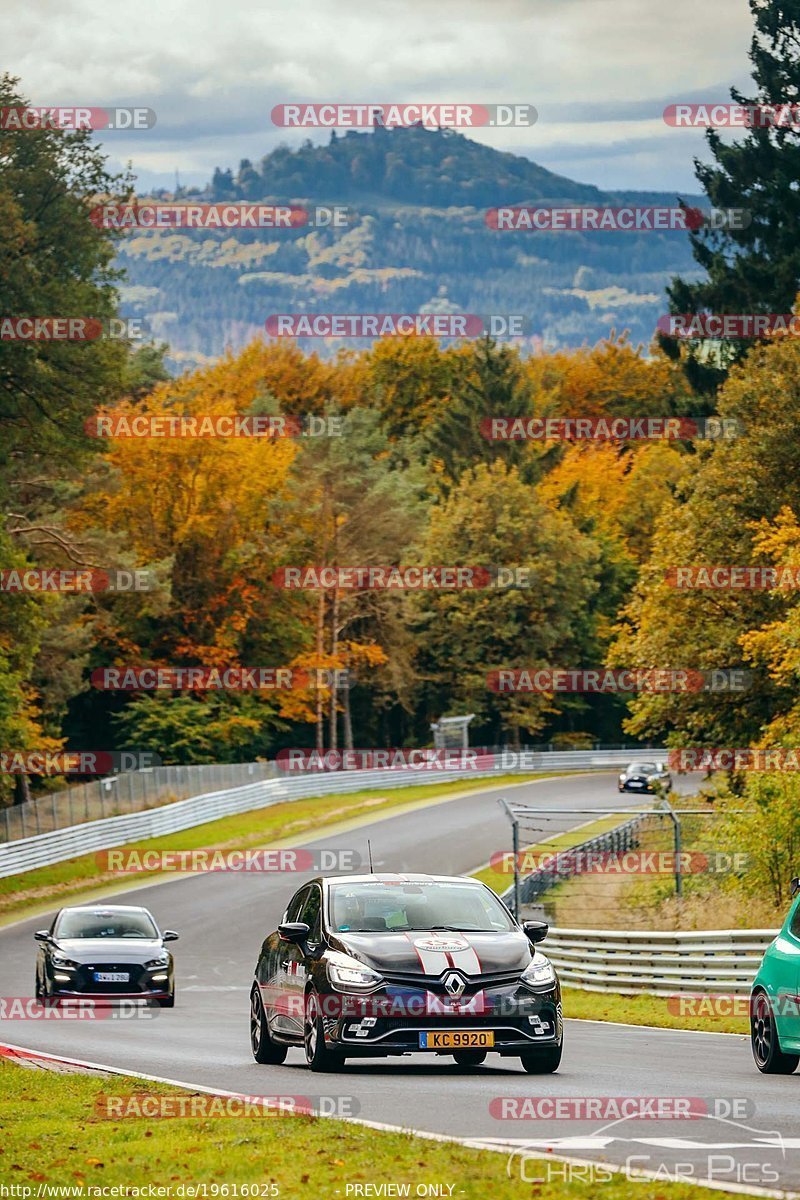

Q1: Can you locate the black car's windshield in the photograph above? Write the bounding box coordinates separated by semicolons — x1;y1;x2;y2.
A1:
54;911;158;939
328;881;515;933
628;762;656;773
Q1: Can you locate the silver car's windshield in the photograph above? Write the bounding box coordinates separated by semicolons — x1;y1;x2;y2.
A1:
328;881;515;933
55;911;158;939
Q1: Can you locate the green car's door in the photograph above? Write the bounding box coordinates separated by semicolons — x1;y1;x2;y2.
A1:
766;897;800;1052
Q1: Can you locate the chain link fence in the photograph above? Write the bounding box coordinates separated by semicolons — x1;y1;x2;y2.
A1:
0;762;277;843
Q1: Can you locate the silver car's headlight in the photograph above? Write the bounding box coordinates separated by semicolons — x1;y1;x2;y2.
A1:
51;954;78;969
328;956;383;993
520;955;556;990
146;956;170;969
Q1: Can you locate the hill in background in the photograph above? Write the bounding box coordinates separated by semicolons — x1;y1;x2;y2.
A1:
117;125;704;369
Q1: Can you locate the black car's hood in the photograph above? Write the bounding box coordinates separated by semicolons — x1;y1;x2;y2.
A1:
330;929;533;976
53;938;165;965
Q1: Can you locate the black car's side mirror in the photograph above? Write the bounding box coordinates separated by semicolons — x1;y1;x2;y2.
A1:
523;920;549;944
279;921;310;945
791;877;800;898
34;930;51;943
162;931;179;942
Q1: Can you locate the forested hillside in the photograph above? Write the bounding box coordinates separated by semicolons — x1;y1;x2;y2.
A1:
118;126;703;366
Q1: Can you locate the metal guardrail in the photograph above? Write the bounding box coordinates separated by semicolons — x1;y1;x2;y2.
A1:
0;746;664;844
0;749;662;878
0;762;277;843
544;927;777;995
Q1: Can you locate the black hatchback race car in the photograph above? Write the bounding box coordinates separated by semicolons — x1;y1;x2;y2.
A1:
250;873;562;1073
618;760;672;793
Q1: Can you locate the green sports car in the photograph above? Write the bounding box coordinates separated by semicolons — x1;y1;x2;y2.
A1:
751;877;800;1073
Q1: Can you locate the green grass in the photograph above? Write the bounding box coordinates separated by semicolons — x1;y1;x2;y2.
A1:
0;773;566;926
563;986;749;1035
0;1058;726;1199
471;812;629;895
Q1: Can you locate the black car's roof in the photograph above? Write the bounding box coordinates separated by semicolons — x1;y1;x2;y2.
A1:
320;873;485;889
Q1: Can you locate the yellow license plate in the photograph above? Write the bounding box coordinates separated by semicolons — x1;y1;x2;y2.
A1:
419;1030;495;1049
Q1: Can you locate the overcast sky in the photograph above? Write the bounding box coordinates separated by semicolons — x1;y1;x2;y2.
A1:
6;0;755;194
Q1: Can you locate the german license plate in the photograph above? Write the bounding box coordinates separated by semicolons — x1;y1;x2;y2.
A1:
419;1030;494;1049
94;972;129;983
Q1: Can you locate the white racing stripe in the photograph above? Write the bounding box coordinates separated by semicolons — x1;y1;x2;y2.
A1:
448;942;481;974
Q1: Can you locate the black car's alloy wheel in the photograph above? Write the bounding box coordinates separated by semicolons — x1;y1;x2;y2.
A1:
751;990;799;1074
304;988;345;1072
250;986;288;1064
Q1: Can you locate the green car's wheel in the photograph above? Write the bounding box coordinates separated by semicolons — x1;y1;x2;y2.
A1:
751;990;799;1074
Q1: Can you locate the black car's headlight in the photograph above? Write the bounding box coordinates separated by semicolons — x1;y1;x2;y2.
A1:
520;955;556;990
328;955;383;993
51;954;78;969
619;773;626;781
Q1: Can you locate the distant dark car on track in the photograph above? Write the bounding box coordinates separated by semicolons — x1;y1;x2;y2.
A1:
250;872;562;1073
34;905;178;1006
618;761;672;794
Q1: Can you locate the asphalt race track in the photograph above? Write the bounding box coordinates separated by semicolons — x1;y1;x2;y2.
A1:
2;771;797;1195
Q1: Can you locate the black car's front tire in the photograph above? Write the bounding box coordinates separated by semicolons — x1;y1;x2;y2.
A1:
157;989;175;1008
452;1049;486;1069
250;986;288;1064
304;988;345;1072
520;1041;562;1074
751;990;799;1074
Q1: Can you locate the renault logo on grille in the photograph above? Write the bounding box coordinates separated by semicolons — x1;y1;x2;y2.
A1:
443;971;466;998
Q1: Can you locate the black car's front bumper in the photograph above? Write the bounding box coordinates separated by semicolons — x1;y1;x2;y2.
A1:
50;961;173;1000
321;975;562;1057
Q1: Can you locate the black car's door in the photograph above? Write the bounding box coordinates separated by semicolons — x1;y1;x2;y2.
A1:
263;885;308;1039
283;884;322;1035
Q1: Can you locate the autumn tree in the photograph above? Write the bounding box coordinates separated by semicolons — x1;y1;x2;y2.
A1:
412;459;600;743
272;406;425;750
611;332;800;748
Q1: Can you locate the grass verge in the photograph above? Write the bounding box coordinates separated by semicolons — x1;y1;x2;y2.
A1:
0;773;566;926
563;986;749;1036
0;1057;725;1199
